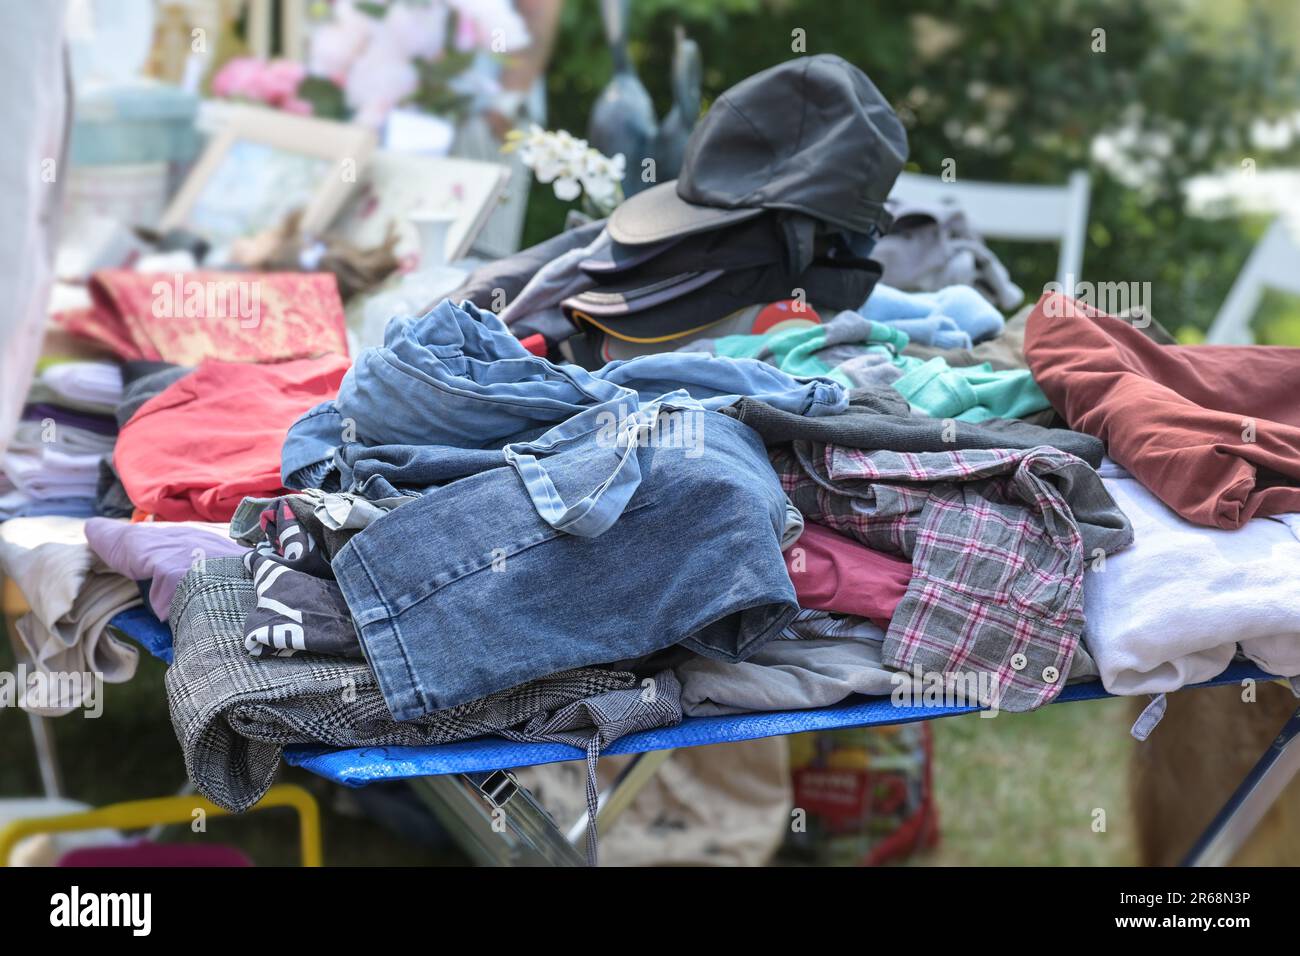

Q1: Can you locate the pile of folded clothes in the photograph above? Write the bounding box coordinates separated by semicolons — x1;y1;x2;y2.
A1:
0;270;352;711
1;357;122;520
1025;293;1300;694
5;53;1300;865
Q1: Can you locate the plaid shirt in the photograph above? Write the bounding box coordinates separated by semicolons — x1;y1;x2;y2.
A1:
773;442;1131;711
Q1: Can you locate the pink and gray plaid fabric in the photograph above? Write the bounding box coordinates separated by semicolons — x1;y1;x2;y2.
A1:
773;442;1132;711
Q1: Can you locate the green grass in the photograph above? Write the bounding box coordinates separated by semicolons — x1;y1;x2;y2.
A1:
914;697;1137;866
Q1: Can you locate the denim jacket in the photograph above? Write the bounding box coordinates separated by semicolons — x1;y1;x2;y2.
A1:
281;299;846;535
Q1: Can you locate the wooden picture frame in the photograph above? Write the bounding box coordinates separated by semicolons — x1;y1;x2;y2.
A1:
160;103;375;245
332;151;512;262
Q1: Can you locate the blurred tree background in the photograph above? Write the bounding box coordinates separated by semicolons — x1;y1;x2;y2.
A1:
522;0;1300;341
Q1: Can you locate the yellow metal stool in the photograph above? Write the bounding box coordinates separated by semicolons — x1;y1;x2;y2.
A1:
0;784;323;866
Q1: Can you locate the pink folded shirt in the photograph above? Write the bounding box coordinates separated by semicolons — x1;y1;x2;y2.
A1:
784;521;912;626
85;518;247;621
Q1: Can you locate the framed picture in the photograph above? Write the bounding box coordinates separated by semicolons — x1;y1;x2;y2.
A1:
160;103;375;246
332;151;512;263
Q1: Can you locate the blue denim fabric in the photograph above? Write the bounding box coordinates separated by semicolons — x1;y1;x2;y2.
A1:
336;442;506;500
331;410;799;717
281;400;345;492
345;300;629;449
502;391;707;537
598;353;847;416
281;299;846;494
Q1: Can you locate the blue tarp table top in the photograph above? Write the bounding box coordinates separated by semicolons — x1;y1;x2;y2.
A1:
111;605;174;663
107;609;1276;787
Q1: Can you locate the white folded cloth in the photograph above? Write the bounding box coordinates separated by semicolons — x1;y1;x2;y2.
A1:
1084;460;1300;695
1;420;114;509
39;362;123;411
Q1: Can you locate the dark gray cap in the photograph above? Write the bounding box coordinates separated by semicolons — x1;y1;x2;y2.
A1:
609;54;908;245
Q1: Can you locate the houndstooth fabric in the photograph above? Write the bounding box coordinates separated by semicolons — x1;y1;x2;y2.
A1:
506;670;682;864
166;557;646;812
773;442;1132;712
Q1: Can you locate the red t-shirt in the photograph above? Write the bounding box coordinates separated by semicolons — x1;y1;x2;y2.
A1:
115;355;350;522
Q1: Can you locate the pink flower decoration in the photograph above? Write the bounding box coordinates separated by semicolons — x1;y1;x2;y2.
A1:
212;56;264;99
254;59;307;105
213;57;308;112
452;12;478;52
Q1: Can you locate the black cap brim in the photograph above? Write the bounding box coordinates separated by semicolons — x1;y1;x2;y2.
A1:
580;235;681;276
562;269;726;343
608;179;763;246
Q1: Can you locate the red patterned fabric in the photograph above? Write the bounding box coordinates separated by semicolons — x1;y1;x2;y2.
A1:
56;271;349;364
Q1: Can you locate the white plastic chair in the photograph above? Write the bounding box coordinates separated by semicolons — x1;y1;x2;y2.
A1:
889;169;1092;290
1205;219;1300;344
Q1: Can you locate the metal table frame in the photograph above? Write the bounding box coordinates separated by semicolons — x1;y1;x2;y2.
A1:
9;600;1300;866
409;750;675;867
1182;703;1300;866
397;692;1300;868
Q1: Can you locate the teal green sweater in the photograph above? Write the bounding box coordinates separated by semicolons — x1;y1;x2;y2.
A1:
704;316;1049;422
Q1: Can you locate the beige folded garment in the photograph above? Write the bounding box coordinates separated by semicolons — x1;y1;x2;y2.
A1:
0;515;141;715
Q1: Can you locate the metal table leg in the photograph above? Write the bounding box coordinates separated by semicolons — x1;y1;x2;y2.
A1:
409;770;587;866
565;748;674;849
408;749;677;866
26;712;63;799
1182;702;1300;866
5;581;64;800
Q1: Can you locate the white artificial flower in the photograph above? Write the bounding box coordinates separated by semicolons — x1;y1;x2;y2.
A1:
550;129;587;162
606;152;627;181
307;0;374;83
515;124;548;164
583;175;617;206
578;151;618;205
552;176;582;202
532;153;564;184
526;133;571;184
345;33;419;129
515;128;624;210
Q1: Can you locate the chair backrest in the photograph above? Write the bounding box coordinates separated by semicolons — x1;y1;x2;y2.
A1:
1205;219;1300;344
888;170;1091;291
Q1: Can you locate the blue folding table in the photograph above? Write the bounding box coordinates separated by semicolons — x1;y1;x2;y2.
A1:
85;607;1300;866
